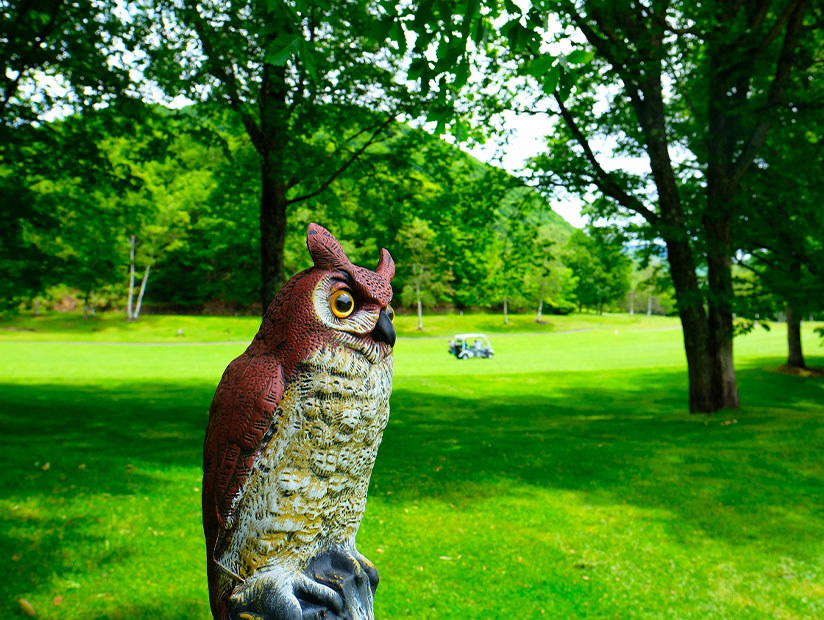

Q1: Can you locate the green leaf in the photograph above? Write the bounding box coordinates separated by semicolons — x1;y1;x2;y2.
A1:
435;40;450;62
462;0;481;39
557;78;572;103
526;55;555;77
434;42;462;73
426;107;451;123
453;62;470;89
388;21;406;50
408;57;430;82
566;50;595;64
542;65;560;94
265;34;300;65
368;19;394;43
453;120;469;142
503;0;521;16
297;39;317;81
472;16;487;45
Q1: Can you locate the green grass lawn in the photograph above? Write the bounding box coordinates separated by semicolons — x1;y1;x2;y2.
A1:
1;314;822;619
0;309;680;341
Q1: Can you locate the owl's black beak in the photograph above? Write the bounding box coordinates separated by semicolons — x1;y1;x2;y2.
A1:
372;309;396;347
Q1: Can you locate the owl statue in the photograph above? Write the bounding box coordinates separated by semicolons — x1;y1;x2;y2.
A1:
203;223;396;620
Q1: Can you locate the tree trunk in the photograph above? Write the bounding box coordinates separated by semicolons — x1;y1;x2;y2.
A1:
127;235;136;321
415;278;423;330
134;264;151;320
503;296;508;325
630;63;732;412
638;70;721;413
259;154;287;314
786;304;805;368
557;0;806;413
664;237;716;413
83;289;90;320
647;288;652;317
704;191;739;410
258;64;290;314
629;288;634;315
34;297;40;317
536;299;543;323
707;299;739;410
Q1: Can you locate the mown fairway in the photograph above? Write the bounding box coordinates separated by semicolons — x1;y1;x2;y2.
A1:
1;314;822;619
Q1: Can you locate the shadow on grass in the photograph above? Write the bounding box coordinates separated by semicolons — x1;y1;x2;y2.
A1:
1;358;822;509
0;380;211;614
0;357;822;612
376;359;824;553
0;380;209;494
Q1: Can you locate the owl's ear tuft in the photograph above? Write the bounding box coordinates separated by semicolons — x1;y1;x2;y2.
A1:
376;248;395;281
307;223;349;270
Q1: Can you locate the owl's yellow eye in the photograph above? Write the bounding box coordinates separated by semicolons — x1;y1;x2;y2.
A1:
330;289;355;318
386;305;395;323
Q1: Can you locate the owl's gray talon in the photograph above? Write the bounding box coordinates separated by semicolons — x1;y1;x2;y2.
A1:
300;548;375;620
294;573;344;614
352;550;379;594
227;572;303;620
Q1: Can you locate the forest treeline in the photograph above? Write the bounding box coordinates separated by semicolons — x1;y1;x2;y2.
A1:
3;103;656;322
2;0;824;412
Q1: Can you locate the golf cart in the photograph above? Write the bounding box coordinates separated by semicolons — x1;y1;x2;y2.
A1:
448;333;494;359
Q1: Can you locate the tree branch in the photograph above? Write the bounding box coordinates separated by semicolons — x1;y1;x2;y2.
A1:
188;7;265;154
562;3;639;96
718;0;803;83
730;0;807;188
753;0;803;57
286;116;394;205
565;4;651;133
285;120;394;191
553;92;658;224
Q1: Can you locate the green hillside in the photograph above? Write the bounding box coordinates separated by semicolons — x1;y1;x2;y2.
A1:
9;103;578;316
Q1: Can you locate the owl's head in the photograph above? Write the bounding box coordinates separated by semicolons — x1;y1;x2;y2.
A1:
256;223;396;368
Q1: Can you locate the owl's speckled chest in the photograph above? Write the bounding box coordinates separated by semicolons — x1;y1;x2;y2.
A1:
217;345;393;579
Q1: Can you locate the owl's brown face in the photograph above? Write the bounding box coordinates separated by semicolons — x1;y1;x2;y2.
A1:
256;223;395;372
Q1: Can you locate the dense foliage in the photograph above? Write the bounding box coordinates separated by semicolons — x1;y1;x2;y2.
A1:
439;0;824;410
4;103;641;318
2;0;822;411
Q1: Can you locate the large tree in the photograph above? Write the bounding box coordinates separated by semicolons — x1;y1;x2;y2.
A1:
399;0;820;410
0;106;138;311
507;0;818;412
139;0;412;310
397;217;452;330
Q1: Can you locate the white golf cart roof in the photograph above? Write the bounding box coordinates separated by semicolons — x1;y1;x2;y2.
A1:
454;333;491;341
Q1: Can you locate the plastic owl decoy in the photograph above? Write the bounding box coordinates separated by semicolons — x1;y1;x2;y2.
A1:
203;224;396;620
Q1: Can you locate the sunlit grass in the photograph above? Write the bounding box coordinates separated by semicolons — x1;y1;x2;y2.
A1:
1;316;822;618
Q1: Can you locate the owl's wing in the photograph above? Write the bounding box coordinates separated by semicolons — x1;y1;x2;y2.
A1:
202;353;284;540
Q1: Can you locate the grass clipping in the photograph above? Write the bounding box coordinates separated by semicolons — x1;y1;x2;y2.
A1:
773;364;824;378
